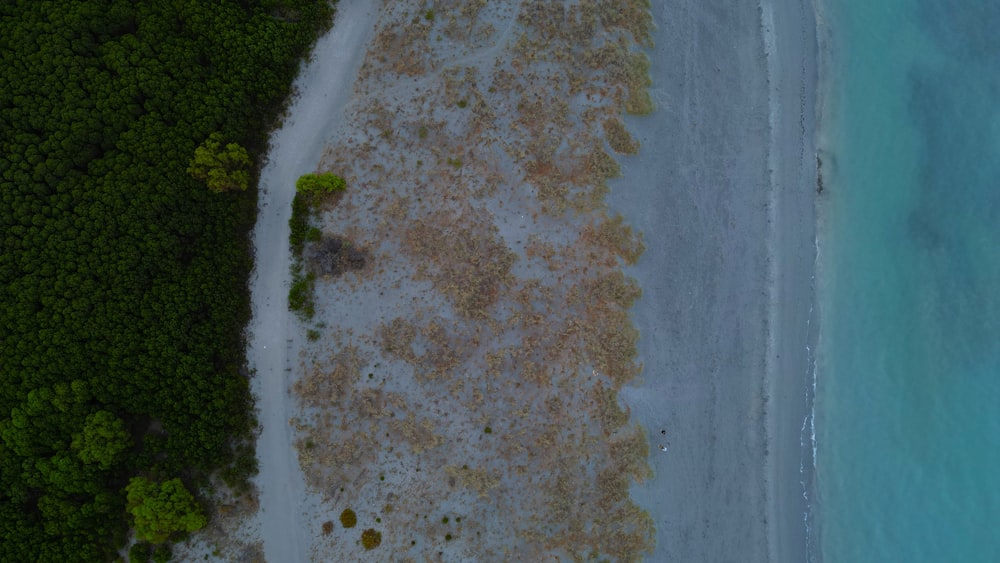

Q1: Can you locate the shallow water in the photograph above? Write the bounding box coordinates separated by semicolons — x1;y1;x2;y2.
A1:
816;1;1000;561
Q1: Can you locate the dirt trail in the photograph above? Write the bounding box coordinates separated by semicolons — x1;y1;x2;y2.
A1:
246;2;378;561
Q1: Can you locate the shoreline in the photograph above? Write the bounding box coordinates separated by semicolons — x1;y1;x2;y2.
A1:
761;0;820;561
613;0;818;560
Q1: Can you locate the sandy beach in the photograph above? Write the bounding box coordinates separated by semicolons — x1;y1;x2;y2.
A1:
181;0;819;560
614;0;818;561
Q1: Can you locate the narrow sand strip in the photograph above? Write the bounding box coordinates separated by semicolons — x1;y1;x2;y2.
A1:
762;0;819;560
246;2;378;561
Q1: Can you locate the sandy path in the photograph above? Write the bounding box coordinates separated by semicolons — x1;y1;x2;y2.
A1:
246;2;377;561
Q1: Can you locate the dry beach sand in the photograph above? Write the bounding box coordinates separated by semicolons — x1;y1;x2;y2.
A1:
615;0;818;561
176;0;820;561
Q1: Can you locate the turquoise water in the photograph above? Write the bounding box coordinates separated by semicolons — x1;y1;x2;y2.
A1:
816;1;1000;561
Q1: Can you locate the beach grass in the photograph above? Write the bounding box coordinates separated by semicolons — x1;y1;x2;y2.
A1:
289;0;658;559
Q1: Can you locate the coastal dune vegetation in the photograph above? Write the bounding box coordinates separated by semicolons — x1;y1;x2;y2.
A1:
0;0;332;560
288;0;657;559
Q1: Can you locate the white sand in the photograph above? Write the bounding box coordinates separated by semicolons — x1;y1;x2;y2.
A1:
244;2;379;561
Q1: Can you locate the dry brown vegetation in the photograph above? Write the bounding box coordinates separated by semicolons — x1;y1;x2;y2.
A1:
403;208;517;318
292;0;657;560
604;117;641;154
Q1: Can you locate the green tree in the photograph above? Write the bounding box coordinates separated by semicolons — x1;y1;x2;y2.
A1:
128;541;151;563
187;132;252;193
151;543;172;563
72;410;130;470
125;477;206;543
295;172;346;195
1;0;334;557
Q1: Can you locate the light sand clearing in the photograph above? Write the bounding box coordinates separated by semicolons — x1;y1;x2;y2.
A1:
287;0;659;561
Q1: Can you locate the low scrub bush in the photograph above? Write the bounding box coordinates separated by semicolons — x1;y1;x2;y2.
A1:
296;172;346;195
361;528;382;549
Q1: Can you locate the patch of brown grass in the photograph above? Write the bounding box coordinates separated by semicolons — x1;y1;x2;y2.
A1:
368;19;432;77
379;317;417;362
593;385;629;435
582;213;646;266
609;426;652;481
403;209;516;318
444;464;500;498
585;309;640;387
603;117;640;154
293;345;366;408
595;0;655;47
389;415;443;454
570;271;643;310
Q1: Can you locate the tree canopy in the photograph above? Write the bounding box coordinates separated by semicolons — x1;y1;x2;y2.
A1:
72;410;130;470
125;477;206;543
0;0;333;559
188;133;252;193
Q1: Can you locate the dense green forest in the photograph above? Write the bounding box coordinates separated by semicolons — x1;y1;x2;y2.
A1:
0;1;333;560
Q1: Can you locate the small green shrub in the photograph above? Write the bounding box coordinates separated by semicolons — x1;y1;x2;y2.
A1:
424;9;435;21
288;266;316;319
483;427;492;434
289;193;311;256
340;508;357;528
296;172;346;195
456;99;468;108
361;528;382;550
151;544;172;563
129;542;150;563
307;329;321;341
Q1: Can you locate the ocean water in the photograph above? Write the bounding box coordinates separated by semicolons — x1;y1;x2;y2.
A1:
816;0;1000;561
